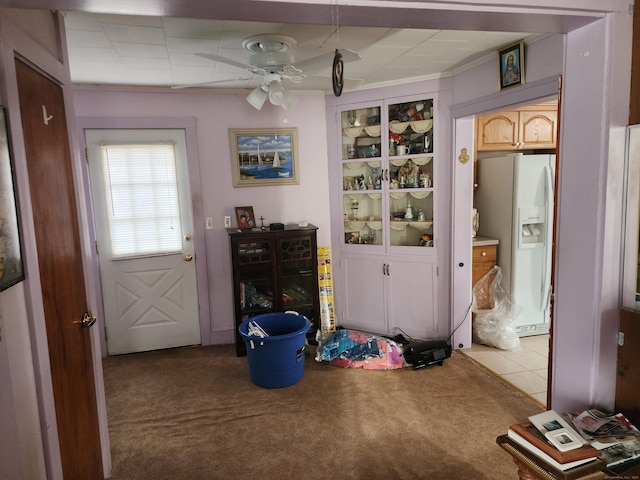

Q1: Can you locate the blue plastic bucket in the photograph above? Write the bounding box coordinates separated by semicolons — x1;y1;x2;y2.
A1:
238;312;311;388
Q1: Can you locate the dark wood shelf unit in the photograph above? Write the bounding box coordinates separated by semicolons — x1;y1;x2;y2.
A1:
227;224;320;356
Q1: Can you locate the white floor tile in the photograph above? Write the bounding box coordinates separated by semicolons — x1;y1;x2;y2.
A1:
462;335;549;407
502;371;548;395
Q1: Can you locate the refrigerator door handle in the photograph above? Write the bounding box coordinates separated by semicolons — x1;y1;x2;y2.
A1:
541;164;554;310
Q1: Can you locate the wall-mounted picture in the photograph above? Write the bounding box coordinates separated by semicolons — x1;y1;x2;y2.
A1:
0;106;24;291
498;40;525;90
230;128;299;187
234;206;256;229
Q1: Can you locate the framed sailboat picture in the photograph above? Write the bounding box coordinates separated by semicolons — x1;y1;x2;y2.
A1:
229;128;299;187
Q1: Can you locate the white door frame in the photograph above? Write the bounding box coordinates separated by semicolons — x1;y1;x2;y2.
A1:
77;116;211;354
450;76;560;350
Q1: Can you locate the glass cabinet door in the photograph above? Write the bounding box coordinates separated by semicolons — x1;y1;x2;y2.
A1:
339;97;435;250
388;156;433;247
388;99;433;157
341;105;383;246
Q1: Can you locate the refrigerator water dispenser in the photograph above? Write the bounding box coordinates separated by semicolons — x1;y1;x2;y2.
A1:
518;207;545;248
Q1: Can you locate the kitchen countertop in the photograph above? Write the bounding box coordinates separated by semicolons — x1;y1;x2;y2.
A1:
472;236;499;246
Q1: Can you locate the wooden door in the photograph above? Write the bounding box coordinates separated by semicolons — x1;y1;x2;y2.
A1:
16;60;103;479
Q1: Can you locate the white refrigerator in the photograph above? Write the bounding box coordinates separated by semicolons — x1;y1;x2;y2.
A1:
474;153;555;336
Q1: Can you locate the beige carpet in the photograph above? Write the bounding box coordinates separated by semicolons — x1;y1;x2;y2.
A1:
103;344;542;479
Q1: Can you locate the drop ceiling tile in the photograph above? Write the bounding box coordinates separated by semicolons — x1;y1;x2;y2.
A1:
103;24;166;45
121;56;171;70
112;43;168;59
162;17;224;38
375;29;440;48
66;29;112;48
67;47;121;63
96;14;163;28
165;37;221;54
63;12;102;31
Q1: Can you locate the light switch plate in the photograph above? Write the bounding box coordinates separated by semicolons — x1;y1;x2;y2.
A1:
205;217;214;230
224;216;231;228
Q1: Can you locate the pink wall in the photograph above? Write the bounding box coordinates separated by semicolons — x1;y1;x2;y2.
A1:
72;88;332;344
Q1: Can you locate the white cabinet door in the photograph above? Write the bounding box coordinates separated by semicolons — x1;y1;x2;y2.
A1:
387;258;437;339
341;256;387;333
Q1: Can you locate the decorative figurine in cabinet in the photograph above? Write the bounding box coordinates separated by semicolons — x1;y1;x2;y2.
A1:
227;225;320;356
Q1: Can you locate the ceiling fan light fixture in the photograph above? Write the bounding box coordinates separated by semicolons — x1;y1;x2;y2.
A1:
246;85;268;110
267;79;287;106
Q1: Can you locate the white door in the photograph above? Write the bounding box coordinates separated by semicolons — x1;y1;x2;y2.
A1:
86;129;200;355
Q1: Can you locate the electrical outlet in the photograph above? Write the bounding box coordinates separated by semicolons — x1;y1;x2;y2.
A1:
224;216;232;228
205;217;214;230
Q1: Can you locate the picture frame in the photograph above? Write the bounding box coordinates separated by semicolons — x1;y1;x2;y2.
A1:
229;128;299;187
498;40;525;90
0;106;25;291
234;206;256;229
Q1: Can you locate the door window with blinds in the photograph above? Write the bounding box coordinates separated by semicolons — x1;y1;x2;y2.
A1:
98;143;182;258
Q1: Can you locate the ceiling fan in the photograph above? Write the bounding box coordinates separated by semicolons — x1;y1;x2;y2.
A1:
176;34;361;110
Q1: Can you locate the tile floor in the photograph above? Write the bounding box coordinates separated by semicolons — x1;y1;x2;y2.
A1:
460;334;550;407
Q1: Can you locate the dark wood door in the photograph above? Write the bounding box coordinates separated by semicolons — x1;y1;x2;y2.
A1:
16;59;103;479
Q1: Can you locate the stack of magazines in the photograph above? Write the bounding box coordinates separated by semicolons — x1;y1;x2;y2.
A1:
563;409;640;474
507;410;602;475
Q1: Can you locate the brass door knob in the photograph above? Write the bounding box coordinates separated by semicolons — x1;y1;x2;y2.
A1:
184;254;193;262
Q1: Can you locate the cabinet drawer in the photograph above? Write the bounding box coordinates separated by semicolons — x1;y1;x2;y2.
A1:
472;244;497;262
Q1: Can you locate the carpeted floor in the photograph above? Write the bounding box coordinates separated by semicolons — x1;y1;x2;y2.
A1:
103;344;542;479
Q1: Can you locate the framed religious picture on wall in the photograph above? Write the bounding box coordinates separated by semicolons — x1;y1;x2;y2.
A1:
0;106;25;291
234;206;256;230
498;40;525;90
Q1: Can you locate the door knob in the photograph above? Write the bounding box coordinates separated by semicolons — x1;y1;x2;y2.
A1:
80;312;96;328
184;254;193;262
184;234;192;241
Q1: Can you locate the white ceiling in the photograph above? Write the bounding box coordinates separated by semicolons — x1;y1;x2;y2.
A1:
63;12;537;93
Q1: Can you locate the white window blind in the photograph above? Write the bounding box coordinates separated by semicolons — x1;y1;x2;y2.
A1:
100;144;182;258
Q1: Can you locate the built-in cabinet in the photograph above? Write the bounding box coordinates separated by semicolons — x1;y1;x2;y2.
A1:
334;95;439;339
476;105;558;151
227;225;320;356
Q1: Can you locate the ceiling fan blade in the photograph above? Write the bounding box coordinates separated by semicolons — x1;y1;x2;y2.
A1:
196;53;257;71
171;77;253;89
295;49;361;74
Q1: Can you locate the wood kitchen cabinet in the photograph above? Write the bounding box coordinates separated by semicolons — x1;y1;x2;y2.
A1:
472;243;497;309
476;105;558;152
227;225;320;356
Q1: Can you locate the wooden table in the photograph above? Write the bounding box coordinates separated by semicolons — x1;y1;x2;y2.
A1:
497;435;607;480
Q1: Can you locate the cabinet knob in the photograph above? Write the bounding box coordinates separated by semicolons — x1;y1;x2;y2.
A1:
459;262;464;267
481;251;487;257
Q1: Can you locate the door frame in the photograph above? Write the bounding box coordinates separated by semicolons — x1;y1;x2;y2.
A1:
450;75;560;398
76;117;211;355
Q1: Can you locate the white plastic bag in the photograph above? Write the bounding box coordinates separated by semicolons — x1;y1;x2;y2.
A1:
471;266;520;350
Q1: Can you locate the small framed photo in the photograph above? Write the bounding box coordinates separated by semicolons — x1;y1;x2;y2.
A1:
234;206;256;229
498;40;525;90
544;428;584;452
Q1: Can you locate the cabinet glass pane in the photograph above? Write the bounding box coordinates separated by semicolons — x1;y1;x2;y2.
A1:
343;193;382;245
388;99;433;156
388;156;434;247
341;107;381;160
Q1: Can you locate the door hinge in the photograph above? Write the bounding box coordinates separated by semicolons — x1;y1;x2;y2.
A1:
85;146;89;163
618;331;625;347
95;240;99;255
